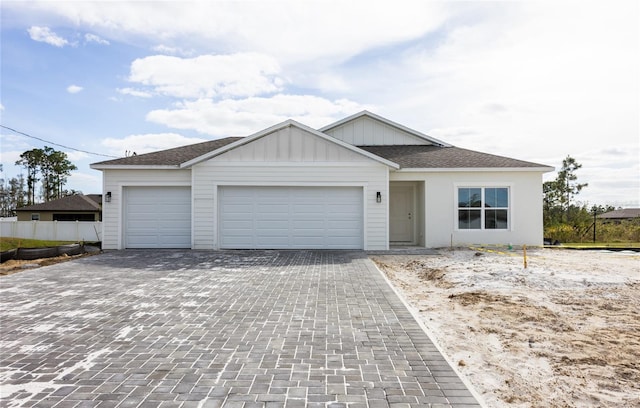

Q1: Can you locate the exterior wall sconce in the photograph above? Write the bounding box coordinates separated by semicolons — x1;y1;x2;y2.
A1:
376;191;381;203
105;192;112;203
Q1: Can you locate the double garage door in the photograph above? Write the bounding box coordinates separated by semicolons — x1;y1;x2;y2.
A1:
124;186;363;249
219;186;363;249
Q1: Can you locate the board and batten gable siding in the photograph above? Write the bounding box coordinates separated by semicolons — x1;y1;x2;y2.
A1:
101;169;191;250
213;125;374;163
192;126;390;250
391;170;545;247
323;116;431;146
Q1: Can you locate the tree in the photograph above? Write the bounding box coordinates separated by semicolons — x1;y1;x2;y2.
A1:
0;165;27;217
556;156;588;214
41;146;77;201
15;148;44;205
543;155;588;224
15;146;77;203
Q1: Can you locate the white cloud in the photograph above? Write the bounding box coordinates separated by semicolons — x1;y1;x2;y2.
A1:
64;151;90;162
128;53;283;99
146;95;370;136
100;133;208;157
0;103;4;111
151;44;192;56
117;88;153;98
66;85;83;94
364;2;638;165
66;172;102;195
27;26;69;47
13;1;449;63
84;33;109;45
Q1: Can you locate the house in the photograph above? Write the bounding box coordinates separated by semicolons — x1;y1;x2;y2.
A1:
15;194;102;222
597;208;640;222
91;111;553;250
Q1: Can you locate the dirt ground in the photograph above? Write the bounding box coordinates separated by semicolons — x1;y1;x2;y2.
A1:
0;253;94;276
372;248;640;408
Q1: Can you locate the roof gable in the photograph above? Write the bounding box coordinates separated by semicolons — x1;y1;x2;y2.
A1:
182;120;399;169
320;111;450;147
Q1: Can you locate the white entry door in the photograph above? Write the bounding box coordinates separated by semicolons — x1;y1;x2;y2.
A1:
124;186;191;248
218;186;363;249
390;185;415;243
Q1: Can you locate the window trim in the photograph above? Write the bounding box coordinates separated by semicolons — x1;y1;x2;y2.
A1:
31;213;40;221
454;183;513;231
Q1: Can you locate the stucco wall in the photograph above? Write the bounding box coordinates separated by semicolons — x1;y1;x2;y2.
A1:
391;170;545;247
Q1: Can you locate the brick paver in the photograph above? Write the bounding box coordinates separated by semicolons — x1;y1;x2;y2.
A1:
0;250;481;407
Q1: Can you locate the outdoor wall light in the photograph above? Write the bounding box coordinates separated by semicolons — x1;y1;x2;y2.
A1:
105;192;112;203
376;191;382;203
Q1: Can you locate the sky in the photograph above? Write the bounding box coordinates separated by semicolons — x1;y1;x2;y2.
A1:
1;0;638;207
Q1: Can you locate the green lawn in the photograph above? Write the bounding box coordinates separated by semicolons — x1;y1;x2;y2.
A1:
0;238;76;252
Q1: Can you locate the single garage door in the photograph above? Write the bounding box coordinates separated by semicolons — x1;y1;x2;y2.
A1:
124;186;191;248
219;186;363;249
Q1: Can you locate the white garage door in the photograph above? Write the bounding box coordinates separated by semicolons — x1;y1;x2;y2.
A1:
219;186;363;249
124;186;191;248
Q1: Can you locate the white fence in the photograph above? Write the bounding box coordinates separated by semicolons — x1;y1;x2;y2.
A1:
0;221;102;242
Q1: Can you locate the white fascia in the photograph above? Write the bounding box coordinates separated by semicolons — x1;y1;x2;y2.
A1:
89;164;180;170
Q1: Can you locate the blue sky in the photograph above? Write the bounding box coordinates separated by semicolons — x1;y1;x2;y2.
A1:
1;1;638;207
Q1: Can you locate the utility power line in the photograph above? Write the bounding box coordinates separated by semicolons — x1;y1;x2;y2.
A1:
0;124;118;158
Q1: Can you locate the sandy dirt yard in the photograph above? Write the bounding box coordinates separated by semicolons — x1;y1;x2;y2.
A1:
372;248;640;408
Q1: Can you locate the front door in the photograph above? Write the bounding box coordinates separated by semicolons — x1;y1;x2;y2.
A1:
390;185;415;243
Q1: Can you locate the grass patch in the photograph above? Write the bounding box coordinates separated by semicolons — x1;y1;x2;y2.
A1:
0;237;76;252
559;242;640;249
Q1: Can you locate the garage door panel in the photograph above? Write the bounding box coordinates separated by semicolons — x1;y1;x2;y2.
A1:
125;187;191;249
292;204;324;214
292;220;325;229
223;220;253;229
219;186;362;249
327;219;361;227
255;236;290;246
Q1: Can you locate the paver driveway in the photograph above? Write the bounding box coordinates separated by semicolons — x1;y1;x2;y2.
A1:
0;250;480;408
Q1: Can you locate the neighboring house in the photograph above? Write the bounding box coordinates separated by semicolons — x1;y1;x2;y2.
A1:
91;111;553;250
597;208;640;222
16;194;102;222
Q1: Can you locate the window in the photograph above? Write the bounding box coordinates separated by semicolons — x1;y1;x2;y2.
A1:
31;213;40;221
53;213;95;221
458;187;509;230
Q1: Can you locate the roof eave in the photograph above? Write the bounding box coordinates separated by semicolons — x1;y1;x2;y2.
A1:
90;164;182;170
395;166;555;173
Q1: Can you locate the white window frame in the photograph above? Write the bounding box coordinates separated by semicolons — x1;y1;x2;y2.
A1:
455;185;511;231
31;213;40;221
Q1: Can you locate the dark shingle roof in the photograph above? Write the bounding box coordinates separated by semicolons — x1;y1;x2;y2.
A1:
91;136;549;170
16;195;102;212
598;208;640;219
357;145;550;169
92;137;242;166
